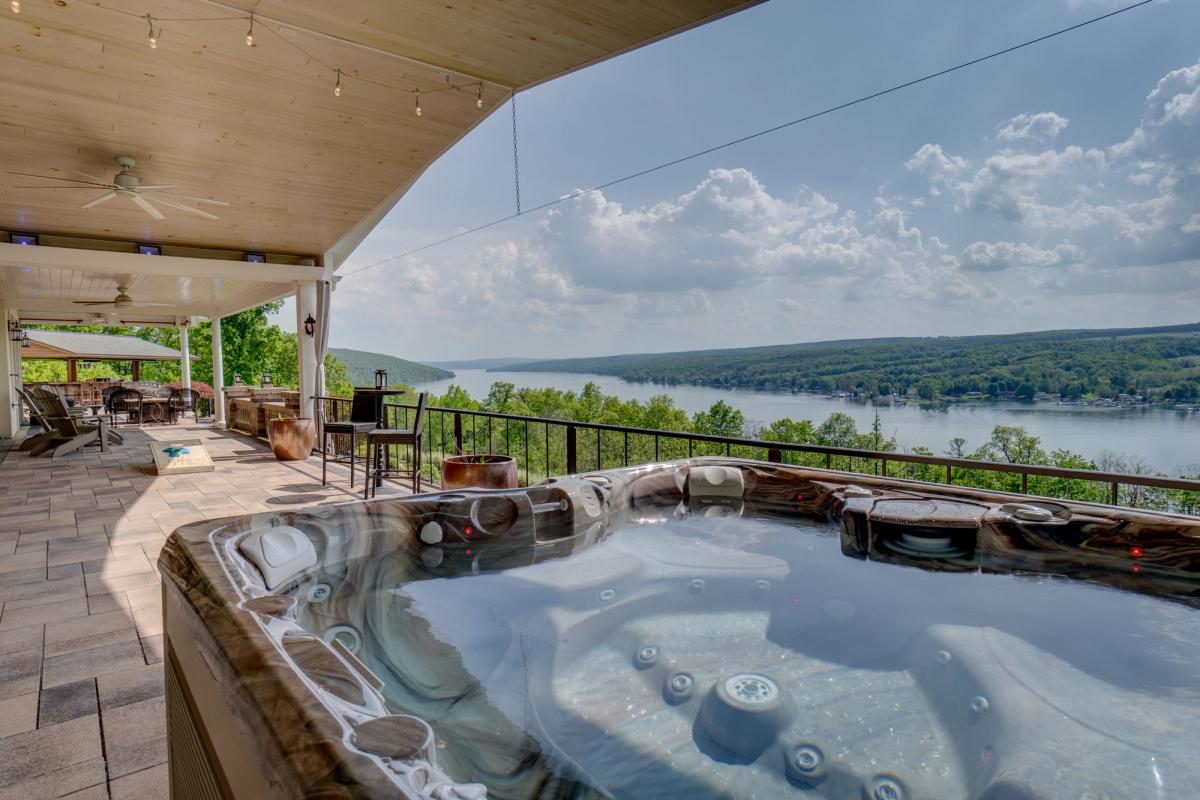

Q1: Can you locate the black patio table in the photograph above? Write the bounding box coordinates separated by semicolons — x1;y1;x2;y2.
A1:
352;387;406;488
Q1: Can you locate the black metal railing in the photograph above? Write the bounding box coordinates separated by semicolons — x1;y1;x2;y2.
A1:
312;396;1200;512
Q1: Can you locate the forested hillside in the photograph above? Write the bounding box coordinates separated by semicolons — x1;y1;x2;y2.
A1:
329;348;452;385
514;323;1200;401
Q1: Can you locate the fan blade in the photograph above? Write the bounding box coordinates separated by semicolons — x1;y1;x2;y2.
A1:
74;171;108;183
148;195;219;221
130;193;165;220
127;301;177;307
73;300;119;306
135;184;176;190
82;191;119;209
155;191;229;207
9;172;116;189
13;186;113;190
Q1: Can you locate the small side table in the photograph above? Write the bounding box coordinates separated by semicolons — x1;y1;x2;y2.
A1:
352;387;406;489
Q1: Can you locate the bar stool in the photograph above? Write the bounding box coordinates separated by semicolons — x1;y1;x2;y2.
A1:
364;393;427;498
321;390;380;488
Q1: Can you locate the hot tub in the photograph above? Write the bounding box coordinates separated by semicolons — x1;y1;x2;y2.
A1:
159;458;1200;799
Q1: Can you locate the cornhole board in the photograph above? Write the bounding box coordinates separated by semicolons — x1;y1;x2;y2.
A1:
150;439;214;475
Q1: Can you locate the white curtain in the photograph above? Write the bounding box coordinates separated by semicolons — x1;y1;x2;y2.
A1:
314;279;332;397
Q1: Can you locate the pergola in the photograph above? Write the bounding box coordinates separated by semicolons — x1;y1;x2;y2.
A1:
0;0;759;439
20;328;198;383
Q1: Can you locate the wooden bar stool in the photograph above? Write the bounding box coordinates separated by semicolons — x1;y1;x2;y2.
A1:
321;390;380;488
364;393;427;498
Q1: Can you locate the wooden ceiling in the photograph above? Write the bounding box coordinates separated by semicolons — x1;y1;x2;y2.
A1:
0;0;757;262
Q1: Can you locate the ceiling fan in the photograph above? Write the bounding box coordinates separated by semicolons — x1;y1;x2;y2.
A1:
73;286;174;309
10;155;230;221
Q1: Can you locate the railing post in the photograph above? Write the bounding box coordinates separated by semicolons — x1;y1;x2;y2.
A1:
767;448;782;463
566;424;577;474
453;411;463;454
1021;473;1028;494
946;464;953;484
1111;482;1119;506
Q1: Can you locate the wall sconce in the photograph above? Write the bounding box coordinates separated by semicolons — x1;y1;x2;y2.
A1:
303;314;316;337
374;369;387;389
20;330;30;348
7;321;21;342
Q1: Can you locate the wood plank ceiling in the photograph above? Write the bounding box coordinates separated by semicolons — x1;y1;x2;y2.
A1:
0;0;757;259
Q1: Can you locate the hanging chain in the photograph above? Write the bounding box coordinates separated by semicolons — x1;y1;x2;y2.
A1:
511;92;521;215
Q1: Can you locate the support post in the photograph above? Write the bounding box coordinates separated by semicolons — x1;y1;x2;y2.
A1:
179;323;191;388
211;316;225;426
0;305;18;438
295;282;318;420
66;359;77;383
566;424;578;474
132;360;141;382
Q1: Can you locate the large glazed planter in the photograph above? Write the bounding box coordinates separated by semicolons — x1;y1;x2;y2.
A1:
441;454;518;489
267;417;316;461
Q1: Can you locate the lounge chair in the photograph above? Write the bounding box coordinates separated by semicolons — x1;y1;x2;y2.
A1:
27;386;121;458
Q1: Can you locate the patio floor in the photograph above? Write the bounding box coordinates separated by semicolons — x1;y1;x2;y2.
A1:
0;422;394;799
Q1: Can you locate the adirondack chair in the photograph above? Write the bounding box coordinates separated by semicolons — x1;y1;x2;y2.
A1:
27;386;121;458
15;386;59;453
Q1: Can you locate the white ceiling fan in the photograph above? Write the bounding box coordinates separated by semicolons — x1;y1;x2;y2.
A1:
10;155;230;221
73;285;174;309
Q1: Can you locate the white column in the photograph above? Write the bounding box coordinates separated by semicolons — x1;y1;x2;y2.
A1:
211;315;225;426
0;305;18;438
179;322;192;389
295;281;318;419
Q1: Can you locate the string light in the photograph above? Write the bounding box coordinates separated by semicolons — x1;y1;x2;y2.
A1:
50;1;491;109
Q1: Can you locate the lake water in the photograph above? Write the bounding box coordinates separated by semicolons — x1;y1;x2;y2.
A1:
415;369;1200;475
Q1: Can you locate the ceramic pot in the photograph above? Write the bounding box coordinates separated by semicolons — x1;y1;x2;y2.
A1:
441;454;518;490
267;417;316;461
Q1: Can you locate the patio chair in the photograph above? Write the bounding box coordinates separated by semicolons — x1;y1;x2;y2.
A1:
26;386;120;458
108;387;144;426
15;386;59;452
363;392;427;498
320;390;380;488
168;387;203;423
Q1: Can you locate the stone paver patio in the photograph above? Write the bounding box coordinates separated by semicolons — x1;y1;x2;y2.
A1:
0;422;388;799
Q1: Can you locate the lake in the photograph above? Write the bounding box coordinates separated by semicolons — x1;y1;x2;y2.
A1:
414;369;1200;475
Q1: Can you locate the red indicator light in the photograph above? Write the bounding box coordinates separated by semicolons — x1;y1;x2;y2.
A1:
464;526;473;537
1131;563;1142;574
1129;546;1144;558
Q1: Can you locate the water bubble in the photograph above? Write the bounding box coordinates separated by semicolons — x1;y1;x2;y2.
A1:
970;696;990;714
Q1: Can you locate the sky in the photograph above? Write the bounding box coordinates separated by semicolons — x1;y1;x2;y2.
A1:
276;0;1200;362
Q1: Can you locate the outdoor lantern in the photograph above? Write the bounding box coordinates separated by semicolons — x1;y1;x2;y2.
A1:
20;330;30;348
6;321;20;342
303;314;316;337
262;371;273;386
375;369;387;389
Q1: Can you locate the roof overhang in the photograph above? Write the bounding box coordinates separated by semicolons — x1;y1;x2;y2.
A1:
0;0;761;277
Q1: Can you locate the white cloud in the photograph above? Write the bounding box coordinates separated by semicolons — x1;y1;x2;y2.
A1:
996;111;1070;142
961;240;1083;272
905;143;968;184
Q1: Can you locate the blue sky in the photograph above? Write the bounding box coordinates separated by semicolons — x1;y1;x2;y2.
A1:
280;0;1200;361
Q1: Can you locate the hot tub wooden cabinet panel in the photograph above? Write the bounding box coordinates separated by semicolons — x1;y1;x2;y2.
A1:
159;458;1200;799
